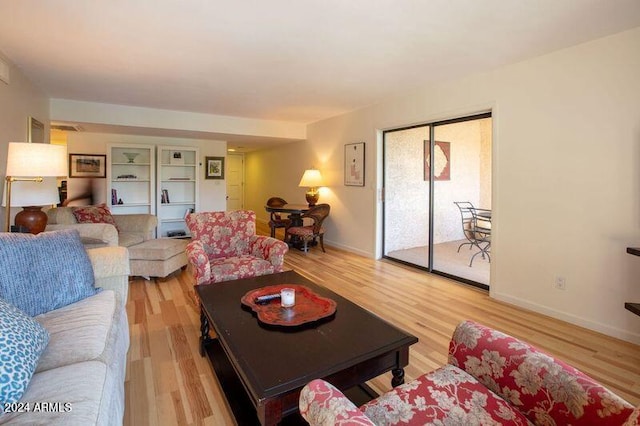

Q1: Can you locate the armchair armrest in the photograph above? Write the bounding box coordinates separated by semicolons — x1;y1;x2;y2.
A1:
186;240;211;285
249;235;288;272
46;223;119;246
113;214;158;241
299;379;375;426
86;246;130;306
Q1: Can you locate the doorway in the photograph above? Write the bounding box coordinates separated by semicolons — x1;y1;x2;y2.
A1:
383;113;492;288
226;153;244;210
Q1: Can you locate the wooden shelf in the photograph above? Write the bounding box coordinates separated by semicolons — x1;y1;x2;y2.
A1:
626;247;640;256
625;248;640;317
625;303;640;316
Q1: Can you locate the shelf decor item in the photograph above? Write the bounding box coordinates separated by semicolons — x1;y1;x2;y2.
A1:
122;152;139;163
170;151;184;165
69;154;107;178
205;156;225;180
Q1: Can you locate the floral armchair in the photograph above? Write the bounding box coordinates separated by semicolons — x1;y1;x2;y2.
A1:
300;320;639;425
185;210;288;285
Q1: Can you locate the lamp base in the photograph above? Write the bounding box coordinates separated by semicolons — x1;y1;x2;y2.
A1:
305;190;319;207
15;206;48;234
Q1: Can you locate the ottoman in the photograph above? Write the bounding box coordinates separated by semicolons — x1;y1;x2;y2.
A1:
128;238;188;278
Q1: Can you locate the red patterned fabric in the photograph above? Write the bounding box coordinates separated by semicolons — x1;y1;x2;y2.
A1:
299;379;376;426
448;321;635;425
360;364;530;425
185;210;288;285
299;320;638;426
72;204;119;231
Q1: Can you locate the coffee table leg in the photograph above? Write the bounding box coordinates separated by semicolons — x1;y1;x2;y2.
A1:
199;307;214;356
391;368;405;387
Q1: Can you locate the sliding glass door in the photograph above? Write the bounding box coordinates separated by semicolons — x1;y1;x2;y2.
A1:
383;113;492;288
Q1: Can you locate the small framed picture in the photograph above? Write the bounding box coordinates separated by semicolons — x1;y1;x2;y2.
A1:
205;156;225;180
69;154;107;178
170;150;184;165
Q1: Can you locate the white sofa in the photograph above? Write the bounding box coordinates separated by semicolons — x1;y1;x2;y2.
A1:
0;246;130;426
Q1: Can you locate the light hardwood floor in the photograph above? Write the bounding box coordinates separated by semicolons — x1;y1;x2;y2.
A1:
124;227;640;425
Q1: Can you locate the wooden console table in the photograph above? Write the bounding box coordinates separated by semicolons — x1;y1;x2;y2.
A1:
625;247;640;317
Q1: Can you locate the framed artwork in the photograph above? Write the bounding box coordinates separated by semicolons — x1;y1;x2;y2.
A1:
424;141;451;181
28;116;44;143
344;142;365;186
205;156;225;180
69;154;107;178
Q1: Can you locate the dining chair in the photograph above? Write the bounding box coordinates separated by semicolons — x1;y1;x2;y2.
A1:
453;201;492;267
453;202;476;252
284;203;330;253
469;207;491;266
266;197;291;238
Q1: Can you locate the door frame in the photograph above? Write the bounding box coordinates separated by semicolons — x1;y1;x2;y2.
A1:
381;111;492;290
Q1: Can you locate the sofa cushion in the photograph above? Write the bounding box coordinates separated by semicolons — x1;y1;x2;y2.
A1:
360;364;531;425
0;298;50;405
0;361;110;425
449;320;635;425
34;290;118;373
0;230;97;317
128;238;187;261
117;232;145;248
72;204;120;232
209;255;275;283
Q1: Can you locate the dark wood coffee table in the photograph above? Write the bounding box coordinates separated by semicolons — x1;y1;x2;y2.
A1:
196;270;418;425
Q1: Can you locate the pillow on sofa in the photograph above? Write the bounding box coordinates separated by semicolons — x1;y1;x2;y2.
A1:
0;229;98;317
0;298;50;404
72;204;120;231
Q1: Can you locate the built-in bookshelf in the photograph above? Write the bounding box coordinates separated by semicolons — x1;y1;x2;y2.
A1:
157;146;199;238
107;144;156;216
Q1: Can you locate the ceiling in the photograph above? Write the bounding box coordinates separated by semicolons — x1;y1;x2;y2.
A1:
1;0;640;146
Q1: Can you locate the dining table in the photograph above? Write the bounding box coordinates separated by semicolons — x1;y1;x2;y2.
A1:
264;203;315;250
264;203;310;227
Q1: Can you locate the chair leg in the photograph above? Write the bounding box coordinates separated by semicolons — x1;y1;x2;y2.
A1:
270;226;276;238
319;235;325;252
303;239;308;253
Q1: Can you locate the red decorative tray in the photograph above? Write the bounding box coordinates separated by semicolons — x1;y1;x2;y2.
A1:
241;284;337;327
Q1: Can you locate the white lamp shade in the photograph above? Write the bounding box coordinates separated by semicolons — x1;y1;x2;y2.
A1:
6;142;67;177
1;177;60;207
298;169;324;187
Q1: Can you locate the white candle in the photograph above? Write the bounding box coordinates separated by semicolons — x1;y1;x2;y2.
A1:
281;288;295;307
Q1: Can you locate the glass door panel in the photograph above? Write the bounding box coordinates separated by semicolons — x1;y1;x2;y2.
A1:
383;125;430;268
432;117;492;286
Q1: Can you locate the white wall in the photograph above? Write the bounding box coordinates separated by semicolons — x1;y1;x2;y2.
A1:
65;132;228;212
0;52;50;227
246;27;640;343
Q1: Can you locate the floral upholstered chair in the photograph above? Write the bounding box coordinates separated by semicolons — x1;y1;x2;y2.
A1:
185;210;288;285
300;320;640;425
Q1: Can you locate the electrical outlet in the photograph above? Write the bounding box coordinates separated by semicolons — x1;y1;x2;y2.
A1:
554;276;566;290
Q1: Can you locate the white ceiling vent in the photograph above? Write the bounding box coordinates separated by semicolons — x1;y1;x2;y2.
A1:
51;124;83;132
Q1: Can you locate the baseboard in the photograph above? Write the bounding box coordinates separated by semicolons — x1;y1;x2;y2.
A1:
492;291;640;345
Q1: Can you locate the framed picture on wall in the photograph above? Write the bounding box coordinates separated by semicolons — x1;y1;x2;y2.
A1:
344;142;365;186
205;156;225;180
28;116;44;143
69;154;107;178
424;141;451;181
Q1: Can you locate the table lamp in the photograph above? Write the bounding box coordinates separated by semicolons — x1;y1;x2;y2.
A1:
3;142;67;233
298;168;324;207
